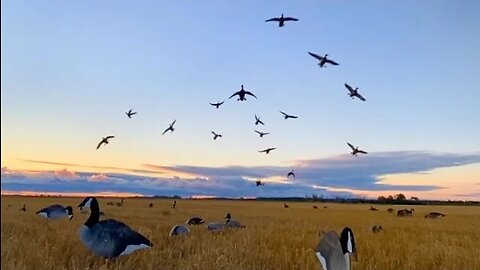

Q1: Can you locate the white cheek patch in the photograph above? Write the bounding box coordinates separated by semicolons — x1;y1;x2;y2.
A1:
347;232;353;253
37;212;48;218
84;198;92;208
316;252;327;270
119;244;151;256
68;214;73;220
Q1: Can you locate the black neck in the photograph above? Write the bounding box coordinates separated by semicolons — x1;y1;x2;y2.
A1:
85;198;100;227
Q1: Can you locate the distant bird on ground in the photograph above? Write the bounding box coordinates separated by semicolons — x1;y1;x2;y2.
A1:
313;205;318;209
425;212;446;219
186;217;205;225
211;131;222;140
255;130;269;137
162;120;176;135
397;208;415;217
372;225;383;233
19;204;26;212
256;180;265;186
7;204;11;208
324;206;328;209
344;83;366;101
77;197;153;258
315;227;357;270
308;52;339;68
172;200;177;209
229;85;257;101
287;170;295;179
369;205;379;211
169;225;190;236
209;101;225;109
36;205;74;220
97;136;114;150
148;203;153;208
125;109;137;118
255;115;265;125
224;213;245;229
386;208;395;213
116;198;124;207
347;142;368;156
284;203;290;208
265;13;298;27
280;111;298;120
259;147;276;154
107;202;114;206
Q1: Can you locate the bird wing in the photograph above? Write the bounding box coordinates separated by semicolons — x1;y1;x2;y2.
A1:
344;83;354;93
162;128;170;135
255;130;261;135
325;59;339;65
171;120;176;126
280;111;287;116
244;91;257;98
308;52;323;61
269;148;276;151
357;150;368;154
211;131;216;135
131;112;137;115
96;140;104;149
289;115;298;118
258;119;265;125
259;149;267;153
219;101;224;105
105;136;115;140
355;93;366;101
229;91;240;99
265;17;281;22
347;142;356;150
284;17;298;21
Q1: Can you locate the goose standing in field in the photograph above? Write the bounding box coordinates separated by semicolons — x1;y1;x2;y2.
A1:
186;217;205;225
224;213;245;229
229;85;257;101
36;205;74;220
169;224;190;236
386;208;395;213
265;14;298;27
259;147;276;154
284;203;290;208
77;196;153;258
116;198;124;207
97;136;115;150
280;111;298;120
372;225;383;233
397;208;415;217
172;200;177;209
209;101;224;109
162;120;177;135
347;142;368;156
344;84;366;101
125;109;137;118
149;203;153;208
255;115;265;125
425;212;446;219
211;131;222;140
19;204;26;212
315;227;357;270
308;52;339;68
255;130;269;137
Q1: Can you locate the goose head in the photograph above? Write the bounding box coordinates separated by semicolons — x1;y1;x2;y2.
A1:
65;206;74;220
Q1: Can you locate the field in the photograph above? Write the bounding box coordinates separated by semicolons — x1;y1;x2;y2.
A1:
1;196;480;270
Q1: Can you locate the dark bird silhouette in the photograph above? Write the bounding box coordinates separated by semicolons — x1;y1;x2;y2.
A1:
256;180;265;187
162;120;176;135
308;52;339;68
280;111;298;120
211;131;222;140
284;203;290;208
172;200;177;209
20;204;26;212
344;84;366;101
209;101;224;109
265;13;298;27
116;198;124;207
347;142;368;156
255;115;265;125
97;136;115;150
287;170;295;179
372;225;383;234
125;109;137;118
149;203;153;208
259;147;276;154
229;85;257;101
313;205;318;209
254;130;269;137
369;205;379;211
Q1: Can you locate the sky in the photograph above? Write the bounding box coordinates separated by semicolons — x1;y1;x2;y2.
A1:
1;1;479;200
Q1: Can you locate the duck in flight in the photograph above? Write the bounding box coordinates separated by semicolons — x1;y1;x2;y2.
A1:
265;14;298;27
255;130;269;138
280;111;298;120
347;142;368;156
229;85;257;101
259;147;276;154
308;52;339;68
162;120;176;135
344;84;366;101
125;109;137;118
287;170;295;179
211;131;222;140
255;115;265;125
209;101;224;109
97;136;114;150
256;180;265;187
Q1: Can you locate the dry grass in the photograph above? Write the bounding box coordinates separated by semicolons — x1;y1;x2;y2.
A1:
2;196;480;270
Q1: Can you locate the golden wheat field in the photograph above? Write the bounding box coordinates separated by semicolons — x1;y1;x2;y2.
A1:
1;196;480;270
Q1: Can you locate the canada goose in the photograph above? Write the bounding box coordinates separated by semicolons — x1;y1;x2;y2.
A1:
397;208;415;217
224;213;245;229
36;205;74;220
172;200;177;209
206;222;226;232
255;115;265;125
287;170;295;179
280;111;298;119
265;14;298;27
186;217;205;225
20;204;26;212
125;109;137;118
425;212;446;219
149;203;153;208
347;142;368;156
107;202;115;206
315;227;357;270
369;206;379;211
308;52;339;68
372;225;383;233
313;205;319;209
211;131;222;140
97;136;115;150
256;180;265;186
209;101;224;108
162;120;176;135
255;130;269;137
116;198;124;207
77;197;153;258
344;84;366;101
259;147;276;154
284;203;290;208
386;208;395;213
169;224;190;236
229;85;257;101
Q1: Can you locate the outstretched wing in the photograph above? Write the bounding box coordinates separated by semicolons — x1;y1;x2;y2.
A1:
255;130;262;135
308;52;323;61
170;120;176;127
105;136;115;140
259;149;267;153
130;112;137;115
269;148;276;151
289;115;298;119
162;128;170;135
344;83;354;93
347;142;356;151
96;140;104;150
229;91;240;99
280;111;287;116
355;93;366;101
284;17;298;21
265;17;281;22
244;91;257;98
325;59;339;65
357;150;368;154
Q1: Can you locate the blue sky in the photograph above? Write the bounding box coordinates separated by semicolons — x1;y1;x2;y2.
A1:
1;1;479;199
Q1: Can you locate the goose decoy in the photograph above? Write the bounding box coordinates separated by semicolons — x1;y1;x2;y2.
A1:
315;227;357;270
313;205;318;209
284;203;289;208
386;208;395;213
287;170;295;179
211;131;222;140
308;52;339;68
254;130;269;137
369;205;379;211
372;225;383;233
255;115;265;125
116;198;124;207
347;142;368;156
125;109;137;118
169;224;190;236
280;111;298;119
186;217;205;225
172;200;177;209
148;203;153;208
255;180;265;186
77;197;153;258
36;205;74;220
265;14;298;27
224;213;245;229
97;136;115;150
259;147;276;154
209;101;225;109
397;208;415;217
425;212;446;219
206;222;226;232
229;85;257;101
19;204;26;212
162;120;176;135
344;84;366;101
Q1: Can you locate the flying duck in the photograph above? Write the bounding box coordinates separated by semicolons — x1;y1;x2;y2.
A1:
255;130;269;137
315;227;357;270
256;180;265;186
344;84;366;101
308;52;339;68
229;85;257;101
36;205;74;220
255;115;265;125
209;101;225;108
97;136;114;150
186;217;205;225
265;14;298;27
280;111;298;119
211;131;222;140
162;120;176;135
347;142;368;156
125;109;137;118
77;197;153;258
259;147;276;154
169;225;190;236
